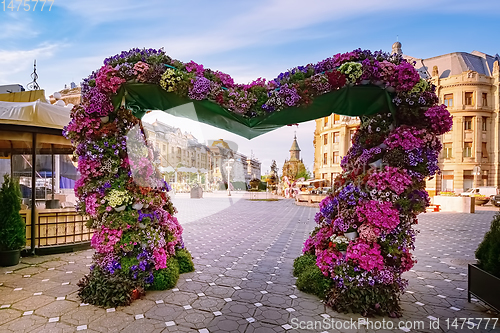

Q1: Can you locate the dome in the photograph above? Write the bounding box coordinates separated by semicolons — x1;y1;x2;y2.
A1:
392;41;402;48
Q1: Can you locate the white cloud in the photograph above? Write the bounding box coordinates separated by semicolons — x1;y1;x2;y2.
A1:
0;12;39;40
0;44;60;85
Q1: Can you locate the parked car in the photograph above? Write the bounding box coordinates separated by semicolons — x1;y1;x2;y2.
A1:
460;187;498;199
492;194;500;207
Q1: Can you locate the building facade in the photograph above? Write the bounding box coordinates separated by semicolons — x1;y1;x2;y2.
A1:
409;50;500;193
313;115;359;184
313;43;500;193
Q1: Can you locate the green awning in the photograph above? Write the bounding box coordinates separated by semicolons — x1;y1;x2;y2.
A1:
112;83;395;140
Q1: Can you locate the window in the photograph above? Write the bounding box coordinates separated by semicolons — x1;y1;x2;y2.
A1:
324;117;328;127
482;117;487;131
333;114;341;124
333;132;340;143
464;142;472;158
444;94;453;108
323;134;328;145
464;116;472;130
323;153;328;165
333;152;340;164
482;142;488;158
464;92;473;106
322;173;327;180
482;93;488;107
443;143;452;159
441;170;454;192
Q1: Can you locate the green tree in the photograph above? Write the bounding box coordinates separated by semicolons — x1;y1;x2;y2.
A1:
296;165;311;180
0;175;26;251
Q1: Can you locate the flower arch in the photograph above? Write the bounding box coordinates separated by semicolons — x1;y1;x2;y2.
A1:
65;48;452;309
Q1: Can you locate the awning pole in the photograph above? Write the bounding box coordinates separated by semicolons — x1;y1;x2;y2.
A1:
30;133;37;255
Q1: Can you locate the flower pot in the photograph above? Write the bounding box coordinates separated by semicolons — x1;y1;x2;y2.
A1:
114;205;126;212
377;143;388;149
369;159;383;169
344;231;358;241
374;80;383;86
0;249;21;267
100;116;109;123
143;204;149;209
385;86;396;93
340;251;347;256
468;264;500;311
360;80;371;85
132;203;144;210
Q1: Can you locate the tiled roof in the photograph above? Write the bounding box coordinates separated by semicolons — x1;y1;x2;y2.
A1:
406;51;500;79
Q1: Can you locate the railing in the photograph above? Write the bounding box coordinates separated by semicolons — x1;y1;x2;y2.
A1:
20;209;92;250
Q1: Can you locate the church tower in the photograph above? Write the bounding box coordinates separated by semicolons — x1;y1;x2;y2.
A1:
289;133;301;161
283;133;305;180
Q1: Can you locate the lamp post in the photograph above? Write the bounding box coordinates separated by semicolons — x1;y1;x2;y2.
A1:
226;158;234;196
473;165;481;188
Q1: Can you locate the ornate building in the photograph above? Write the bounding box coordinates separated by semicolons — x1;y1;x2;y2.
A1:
313;114;359;184
313;42;500;193
283;134;306;180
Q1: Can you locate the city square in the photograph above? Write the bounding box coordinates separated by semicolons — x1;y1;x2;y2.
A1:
0;194;498;332
1;2;500;332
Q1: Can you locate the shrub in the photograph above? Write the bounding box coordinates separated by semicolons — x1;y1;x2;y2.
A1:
176;248;195;274
475;212;500;278
326;283;402;317
150;257;179;290
0;175;26;251
293;254;317;277
293;255;332;299
77;266;135;308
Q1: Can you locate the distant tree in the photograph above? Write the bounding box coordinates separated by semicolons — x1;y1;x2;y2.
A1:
270;160;278;177
296;165;311;180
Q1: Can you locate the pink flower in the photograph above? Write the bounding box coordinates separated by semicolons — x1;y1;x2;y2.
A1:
346;241;384;271
357;200;400;232
95;65;125;94
153;248;167;270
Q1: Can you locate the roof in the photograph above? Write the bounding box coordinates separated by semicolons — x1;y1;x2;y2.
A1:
407;51;500;79
0;99;70;130
290;135;300;151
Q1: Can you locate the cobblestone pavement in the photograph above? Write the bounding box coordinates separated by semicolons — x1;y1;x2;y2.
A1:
1;195;499;333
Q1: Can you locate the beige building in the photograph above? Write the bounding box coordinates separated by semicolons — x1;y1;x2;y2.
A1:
314;43;500;193
313;115;359;184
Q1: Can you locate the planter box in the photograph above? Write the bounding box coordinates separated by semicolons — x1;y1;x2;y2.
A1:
433;196;474;213
468;264;500;311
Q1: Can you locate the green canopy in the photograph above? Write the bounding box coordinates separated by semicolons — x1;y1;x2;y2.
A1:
112;83;395;140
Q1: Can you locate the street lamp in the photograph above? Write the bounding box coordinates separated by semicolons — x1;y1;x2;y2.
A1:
226;158;235;196
473;165;481;188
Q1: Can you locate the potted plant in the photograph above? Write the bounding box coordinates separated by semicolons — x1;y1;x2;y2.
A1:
344;226;359;241
468;212;500;311
0;175;26;266
331;235;349;256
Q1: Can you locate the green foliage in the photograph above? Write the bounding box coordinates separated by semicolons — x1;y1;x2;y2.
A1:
0;175;26;251
120;256;139;272
326;283;402;317
176;249;195;274
293;255;332;299
77;266;135;308
150;257;180;290
295;165;311;180
293;254;317;277
475;212;500;278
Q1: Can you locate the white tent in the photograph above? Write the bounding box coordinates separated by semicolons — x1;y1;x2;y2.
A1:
0;99;70;129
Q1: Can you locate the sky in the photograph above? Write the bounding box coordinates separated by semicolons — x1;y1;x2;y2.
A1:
1;0;499;174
